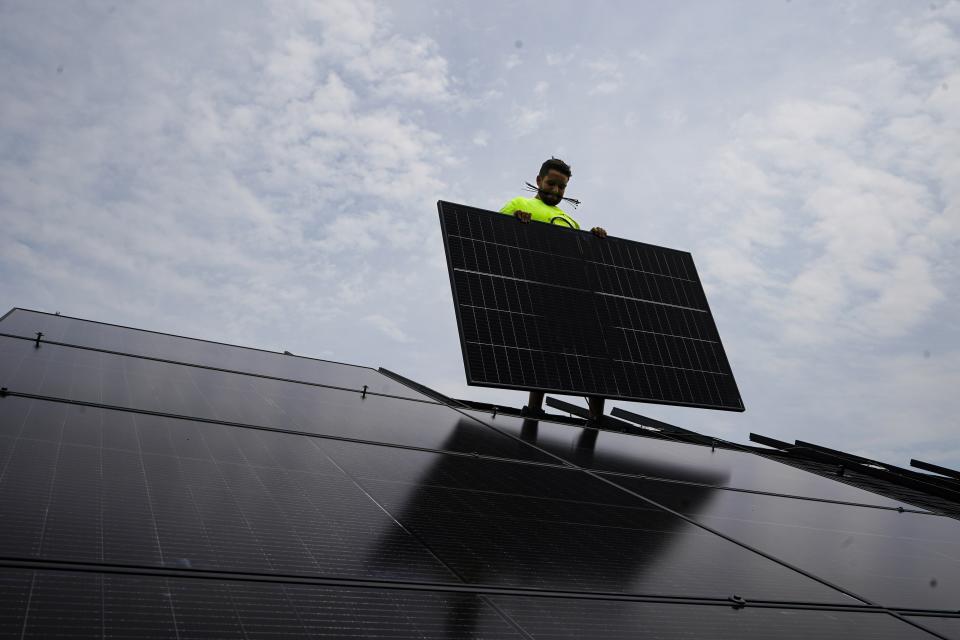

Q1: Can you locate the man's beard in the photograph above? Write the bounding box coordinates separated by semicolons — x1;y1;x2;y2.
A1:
539;191;562;206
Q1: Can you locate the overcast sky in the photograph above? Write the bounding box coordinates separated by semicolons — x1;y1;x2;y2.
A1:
2;1;958;468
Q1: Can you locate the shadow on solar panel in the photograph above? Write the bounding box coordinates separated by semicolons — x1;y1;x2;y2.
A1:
438;201;744;413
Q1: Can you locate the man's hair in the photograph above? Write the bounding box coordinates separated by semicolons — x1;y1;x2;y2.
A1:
539;157;572;178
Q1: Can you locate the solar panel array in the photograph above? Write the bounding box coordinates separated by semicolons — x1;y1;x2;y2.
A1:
1;307;958;639
438;201;744;411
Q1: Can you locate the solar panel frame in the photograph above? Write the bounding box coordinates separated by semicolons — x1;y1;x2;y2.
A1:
438;201;744;411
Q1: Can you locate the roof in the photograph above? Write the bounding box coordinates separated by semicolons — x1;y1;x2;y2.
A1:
1;307;958;639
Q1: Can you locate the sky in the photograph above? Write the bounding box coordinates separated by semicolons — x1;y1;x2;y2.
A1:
1;1;958;468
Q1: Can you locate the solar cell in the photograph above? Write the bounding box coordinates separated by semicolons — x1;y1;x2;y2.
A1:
0;570;30;638
905;617;960;639
0;398;459;583
0;338;554;463
2;567;948;639
320;438;857;603
0;569;526;639
439;201;744;410
611;476;960;609
491;597;941;639
0;308;431;401
466;410;921;510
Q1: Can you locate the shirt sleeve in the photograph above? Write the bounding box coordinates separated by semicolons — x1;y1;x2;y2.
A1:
499;197;523;215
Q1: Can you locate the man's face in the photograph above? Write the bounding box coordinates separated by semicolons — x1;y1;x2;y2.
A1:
536;169;569;206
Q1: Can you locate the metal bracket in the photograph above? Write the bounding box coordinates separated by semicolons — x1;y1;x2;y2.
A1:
34;332;43;348
361;385;368;399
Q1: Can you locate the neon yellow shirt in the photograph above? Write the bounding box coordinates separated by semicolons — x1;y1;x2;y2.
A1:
499;197;580;230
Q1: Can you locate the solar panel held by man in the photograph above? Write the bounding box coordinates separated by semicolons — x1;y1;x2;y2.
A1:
438;157;744;425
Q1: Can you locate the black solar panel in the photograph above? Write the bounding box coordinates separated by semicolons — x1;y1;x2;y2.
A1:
0;337;553;463
0;308;431;401
1;308;956;637
0;393;856;605
0;398;457;583
491;597;941;639
612;476;960;610
905;617;960;639
319;438;855;603
439;201;744;410
465;409;921;509
0;569;526;639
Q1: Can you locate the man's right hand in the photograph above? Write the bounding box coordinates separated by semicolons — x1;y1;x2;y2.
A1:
514;210;532;223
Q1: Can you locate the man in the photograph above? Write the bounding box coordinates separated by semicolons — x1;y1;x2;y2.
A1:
500;157;607;237
501;158;607;421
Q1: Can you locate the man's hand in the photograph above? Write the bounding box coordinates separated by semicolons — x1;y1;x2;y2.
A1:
591;227;607;238
514;210;532;223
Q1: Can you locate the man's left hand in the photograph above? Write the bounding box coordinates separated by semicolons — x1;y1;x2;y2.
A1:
591;227;607;238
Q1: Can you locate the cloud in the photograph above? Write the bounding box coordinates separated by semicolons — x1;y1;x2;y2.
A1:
362;313;415;344
590;82;620;96
509;106;546;135
583;56;623;95
0;0;454;347
659;107;688;127
897;12;960;61
545;51;576;66
697;7;959;348
626;50;654;66
345;35;453;103
756;101;867;142
3;0;959;470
